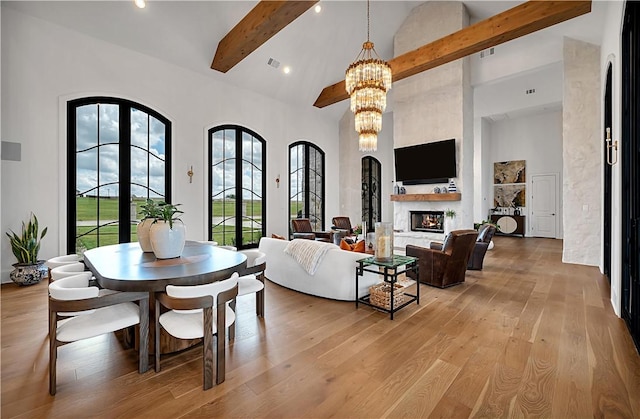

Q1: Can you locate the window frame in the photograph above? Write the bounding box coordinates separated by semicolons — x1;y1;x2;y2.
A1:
288;141;326;235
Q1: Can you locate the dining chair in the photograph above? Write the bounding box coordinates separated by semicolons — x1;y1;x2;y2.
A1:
237;249;266;317
46;254;81;283
48;274;149;395
217;245;238;251
155;272;238;390
49;262;86;281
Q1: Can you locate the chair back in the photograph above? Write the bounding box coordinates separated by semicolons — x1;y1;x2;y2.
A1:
331;216;353;232
45;254;81;269
239;249;266;267
49;272;98;300
477;224;497;244
442;230;478;283
217;245;238;251
50;262;86;281
166;273;239;312
291;218;313;233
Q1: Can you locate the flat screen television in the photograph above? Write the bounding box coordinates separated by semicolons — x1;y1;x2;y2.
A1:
394;139;456;185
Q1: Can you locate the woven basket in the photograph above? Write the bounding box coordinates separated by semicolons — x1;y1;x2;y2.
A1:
369;282;406;310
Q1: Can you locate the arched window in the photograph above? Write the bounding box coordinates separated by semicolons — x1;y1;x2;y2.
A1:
289;141;325;235
67;97;171;253
209;125;266;249
362;156;382;232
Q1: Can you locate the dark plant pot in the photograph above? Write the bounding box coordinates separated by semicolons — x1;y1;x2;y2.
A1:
10;261;48;286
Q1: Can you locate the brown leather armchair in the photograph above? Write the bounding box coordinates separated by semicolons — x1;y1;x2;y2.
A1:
467;223;496;270
291;218;332;242
331;216;354;234
406;230;478;288
429;224;496;271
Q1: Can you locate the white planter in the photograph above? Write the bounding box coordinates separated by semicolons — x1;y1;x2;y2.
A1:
137;218;155;252
149;220;186;259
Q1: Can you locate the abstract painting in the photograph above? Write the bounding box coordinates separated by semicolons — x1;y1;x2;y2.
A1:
494;160;526;184
494;184;526;207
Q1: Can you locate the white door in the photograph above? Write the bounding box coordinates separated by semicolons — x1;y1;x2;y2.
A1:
531;174;558;238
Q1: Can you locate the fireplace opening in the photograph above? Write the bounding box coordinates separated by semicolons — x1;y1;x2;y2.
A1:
410;211;444;233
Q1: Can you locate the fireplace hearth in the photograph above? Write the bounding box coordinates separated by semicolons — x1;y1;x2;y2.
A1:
410;211;444;233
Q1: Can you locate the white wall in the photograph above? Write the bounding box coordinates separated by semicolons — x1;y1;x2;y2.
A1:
485;110;564;236
599;0;626;316
0;7;339;281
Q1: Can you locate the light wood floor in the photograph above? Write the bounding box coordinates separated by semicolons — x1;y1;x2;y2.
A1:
2;237;640;418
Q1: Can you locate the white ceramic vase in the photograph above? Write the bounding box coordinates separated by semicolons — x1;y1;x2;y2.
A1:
137;218;155;252
149;220;186;259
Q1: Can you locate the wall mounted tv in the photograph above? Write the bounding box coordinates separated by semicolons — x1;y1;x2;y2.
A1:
394;139;456;185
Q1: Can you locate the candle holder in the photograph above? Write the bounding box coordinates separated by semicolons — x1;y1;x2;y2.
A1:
374;222;393;262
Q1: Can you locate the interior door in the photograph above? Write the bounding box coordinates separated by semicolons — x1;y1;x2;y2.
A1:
531;174;558;238
604;63;613;281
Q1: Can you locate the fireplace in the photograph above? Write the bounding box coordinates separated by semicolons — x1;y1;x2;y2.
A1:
410;211;444;233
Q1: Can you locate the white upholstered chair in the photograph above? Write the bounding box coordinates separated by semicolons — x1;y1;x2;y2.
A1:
217;245;238;251
196;240;219;246
237;249;266;317
155;272;238;390
45;254;81;283
49;262;86;281
48;274;149;395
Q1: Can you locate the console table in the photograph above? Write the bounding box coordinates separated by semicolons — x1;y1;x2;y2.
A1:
491;214;526;237
355;255;419;320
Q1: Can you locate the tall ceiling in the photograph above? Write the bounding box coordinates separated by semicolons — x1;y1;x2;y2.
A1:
3;1;606;121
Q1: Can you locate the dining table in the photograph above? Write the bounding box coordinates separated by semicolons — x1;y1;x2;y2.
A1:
83;240;247;354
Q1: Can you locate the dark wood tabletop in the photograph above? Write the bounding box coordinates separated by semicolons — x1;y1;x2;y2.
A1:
83;241;247;292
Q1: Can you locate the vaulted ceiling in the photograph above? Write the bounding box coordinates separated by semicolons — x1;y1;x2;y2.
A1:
3;1;606;121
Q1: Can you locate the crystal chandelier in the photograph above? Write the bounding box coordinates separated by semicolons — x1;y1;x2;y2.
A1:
345;0;392;152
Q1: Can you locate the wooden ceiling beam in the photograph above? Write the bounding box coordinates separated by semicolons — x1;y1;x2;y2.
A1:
212;1;318;73
314;0;591;108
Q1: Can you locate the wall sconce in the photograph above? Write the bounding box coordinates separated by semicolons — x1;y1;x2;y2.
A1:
606;127;618;166
275;175;280;188
187;166;194;183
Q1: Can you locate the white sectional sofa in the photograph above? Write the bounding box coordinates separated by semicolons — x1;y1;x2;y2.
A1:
258;237;381;301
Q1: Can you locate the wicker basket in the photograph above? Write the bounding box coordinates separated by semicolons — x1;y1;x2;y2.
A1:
369;282;406;310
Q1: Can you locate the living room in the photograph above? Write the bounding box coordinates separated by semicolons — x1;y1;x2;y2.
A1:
2;0;639;416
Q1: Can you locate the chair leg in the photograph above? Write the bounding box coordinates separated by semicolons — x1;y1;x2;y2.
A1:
155;299;161;373
228;299;236;340
256;289;264;317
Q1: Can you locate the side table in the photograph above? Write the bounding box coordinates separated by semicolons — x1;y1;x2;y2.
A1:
355;255;419;320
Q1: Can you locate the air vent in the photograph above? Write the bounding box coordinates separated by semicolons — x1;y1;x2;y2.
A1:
267;58;280;69
526;89;536;95
480;47;495;58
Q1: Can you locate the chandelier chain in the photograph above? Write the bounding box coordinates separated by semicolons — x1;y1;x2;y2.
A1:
367;0;370;42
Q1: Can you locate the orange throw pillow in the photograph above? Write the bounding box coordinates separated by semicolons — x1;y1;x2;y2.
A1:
353;240;366;253
340;239;354;251
271;233;286;240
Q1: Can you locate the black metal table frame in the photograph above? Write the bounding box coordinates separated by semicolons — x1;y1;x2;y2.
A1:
355;255;419;320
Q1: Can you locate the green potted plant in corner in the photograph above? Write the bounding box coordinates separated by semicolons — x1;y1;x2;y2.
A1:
149;202;185;259
6;213;48;286
137;199;162;252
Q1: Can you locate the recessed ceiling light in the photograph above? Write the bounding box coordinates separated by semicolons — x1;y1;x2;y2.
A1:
134;0;146;9
283;66;291;74
314;5;322;13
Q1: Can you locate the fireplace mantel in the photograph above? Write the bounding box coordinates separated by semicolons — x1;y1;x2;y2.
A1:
390;193;461;202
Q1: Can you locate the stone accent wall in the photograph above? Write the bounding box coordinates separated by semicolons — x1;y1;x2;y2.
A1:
392;1;473;234
562;37;601;265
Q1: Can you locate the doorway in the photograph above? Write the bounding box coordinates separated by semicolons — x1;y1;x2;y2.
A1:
604;63;613;281
530;174;558;238
621;1;640;351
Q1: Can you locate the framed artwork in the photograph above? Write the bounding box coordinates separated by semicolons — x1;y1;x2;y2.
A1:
494;184;526;207
494;160;526;184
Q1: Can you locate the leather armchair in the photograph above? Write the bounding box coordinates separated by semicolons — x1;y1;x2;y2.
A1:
331;216;354;234
406;230;478;288
291;218;332;242
467;223;496;270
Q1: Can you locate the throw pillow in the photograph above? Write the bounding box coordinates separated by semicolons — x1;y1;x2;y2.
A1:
271;233;286;240
339;239;353;251
353;240;366;253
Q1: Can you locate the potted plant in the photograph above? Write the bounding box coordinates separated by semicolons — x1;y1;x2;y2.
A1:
149;202;186;259
137;199;162;252
6;213;48;285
